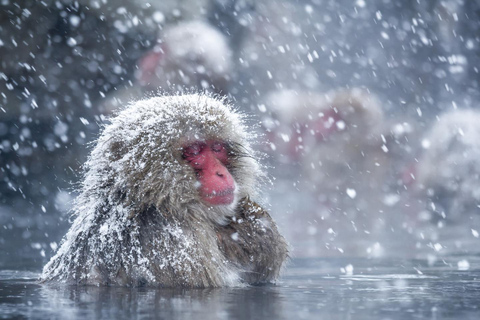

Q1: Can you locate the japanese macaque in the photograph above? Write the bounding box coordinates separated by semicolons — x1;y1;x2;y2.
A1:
300;89;387;211
416;109;480;222
41;94;288;287
102;21;233;113
138;21;232;93
262;90;326;169
264;88;388;247
265;89;386;201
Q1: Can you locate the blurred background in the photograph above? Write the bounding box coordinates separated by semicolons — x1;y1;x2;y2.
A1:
1;0;480;271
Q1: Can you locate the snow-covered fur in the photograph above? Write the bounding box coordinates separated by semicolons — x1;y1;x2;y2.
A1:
101;21;233;113
41;94;287;287
417;109;480;220
295;89;388;239
137;20;232;93
303;89;385;188
262;90;326;170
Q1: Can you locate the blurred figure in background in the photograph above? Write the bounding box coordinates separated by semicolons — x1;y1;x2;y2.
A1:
301;89;388;233
102;20;233;112
137;21;232;94
263;88;390;255
262;90;324;176
416;109;480;223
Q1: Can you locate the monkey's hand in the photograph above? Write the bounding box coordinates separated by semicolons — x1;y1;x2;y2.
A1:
238;197;269;219
215;197;288;284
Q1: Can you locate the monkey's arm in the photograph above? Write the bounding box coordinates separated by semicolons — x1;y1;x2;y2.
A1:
216;197;288;284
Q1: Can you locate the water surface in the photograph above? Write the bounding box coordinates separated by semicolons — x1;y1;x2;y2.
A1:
1;256;479;320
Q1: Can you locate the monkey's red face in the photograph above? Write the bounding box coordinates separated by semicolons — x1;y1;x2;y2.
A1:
313;109;344;139
183;140;236;206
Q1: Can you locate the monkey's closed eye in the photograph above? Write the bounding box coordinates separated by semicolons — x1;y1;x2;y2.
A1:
183;142;205;159
211;141;226;153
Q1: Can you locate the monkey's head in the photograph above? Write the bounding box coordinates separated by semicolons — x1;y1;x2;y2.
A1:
263;88;383;163
136;21;233;93
315;88;384;143
83;94;263;223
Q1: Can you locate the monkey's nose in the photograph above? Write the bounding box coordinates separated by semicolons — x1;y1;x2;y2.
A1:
216;171;224;177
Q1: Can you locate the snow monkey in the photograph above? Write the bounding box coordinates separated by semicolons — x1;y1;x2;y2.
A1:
101;21;233;113
263;89;388;247
41;94;288;287
137;20;232;94
299;88;388;232
301;88;387;199
416;109;480;222
264;88;386;201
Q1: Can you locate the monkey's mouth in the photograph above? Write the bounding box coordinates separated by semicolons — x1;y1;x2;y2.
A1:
202;187;236;205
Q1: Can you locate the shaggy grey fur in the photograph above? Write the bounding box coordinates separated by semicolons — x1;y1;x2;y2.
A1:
41;94;288;287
